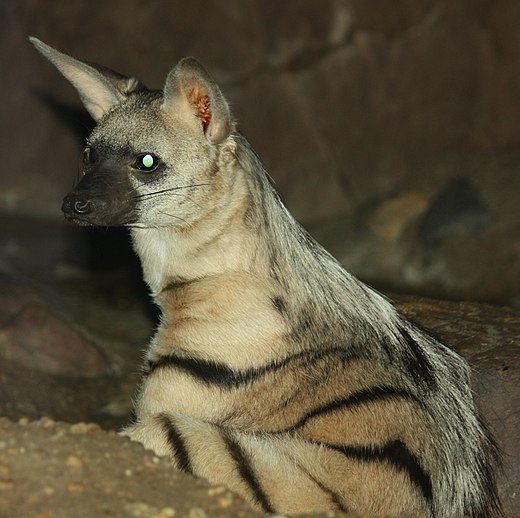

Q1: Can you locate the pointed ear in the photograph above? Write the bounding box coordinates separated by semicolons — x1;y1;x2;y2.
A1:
30;37;144;121
162;57;231;145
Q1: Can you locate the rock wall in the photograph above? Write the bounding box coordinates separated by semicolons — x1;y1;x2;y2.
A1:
1;0;519;302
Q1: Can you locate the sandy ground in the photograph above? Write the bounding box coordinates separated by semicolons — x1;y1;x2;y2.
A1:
0;417;388;518
0;417;270;518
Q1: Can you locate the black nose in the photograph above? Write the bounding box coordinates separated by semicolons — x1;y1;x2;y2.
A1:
62;194;93;216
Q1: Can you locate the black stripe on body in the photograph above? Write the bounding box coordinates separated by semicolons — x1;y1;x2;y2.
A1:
400;326;436;389
158;414;193;475
312;477;349;514
285;386;423;432
294;461;349;513
271;296;286;314
162;277;195;292
145;346;359;389
222;434;274;513
326;439;433;503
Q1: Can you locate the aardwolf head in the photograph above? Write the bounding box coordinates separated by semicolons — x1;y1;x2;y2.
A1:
31;37;233;229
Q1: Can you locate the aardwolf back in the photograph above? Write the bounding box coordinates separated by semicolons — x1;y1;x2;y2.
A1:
31;37;501;517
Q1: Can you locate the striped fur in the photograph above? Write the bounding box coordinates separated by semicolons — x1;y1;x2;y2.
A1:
32;38;502;517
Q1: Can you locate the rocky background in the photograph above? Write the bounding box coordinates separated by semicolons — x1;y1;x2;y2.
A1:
3;0;520;305
0;1;519;517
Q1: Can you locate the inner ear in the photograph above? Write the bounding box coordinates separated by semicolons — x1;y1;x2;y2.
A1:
163;58;231;145
188;84;211;133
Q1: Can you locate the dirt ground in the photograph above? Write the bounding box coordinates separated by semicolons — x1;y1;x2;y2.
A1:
0;417;378;518
0;417;263;518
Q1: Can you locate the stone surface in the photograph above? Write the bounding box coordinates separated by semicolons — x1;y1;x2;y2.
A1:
0;302;107;378
0;271;148;427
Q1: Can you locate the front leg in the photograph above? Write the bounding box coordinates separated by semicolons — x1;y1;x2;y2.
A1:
122;413;427;516
122;413;340;514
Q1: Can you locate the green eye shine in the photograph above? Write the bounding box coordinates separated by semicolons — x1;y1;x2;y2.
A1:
135;153;159;172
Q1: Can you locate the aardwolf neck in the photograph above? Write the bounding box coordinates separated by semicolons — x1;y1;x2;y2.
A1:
129;135;268;296
132;133;397;341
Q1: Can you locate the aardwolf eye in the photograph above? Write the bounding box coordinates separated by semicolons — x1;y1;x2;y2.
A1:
134;153;160;172
83;147;98;164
